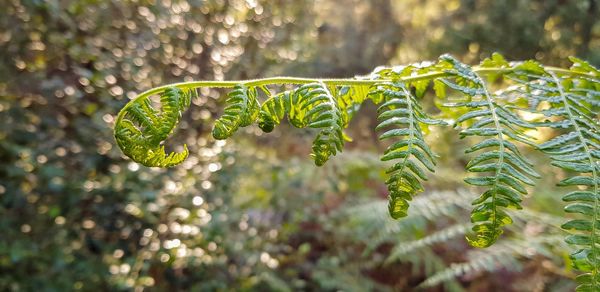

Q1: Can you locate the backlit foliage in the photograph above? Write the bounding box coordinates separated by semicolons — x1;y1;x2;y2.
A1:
115;54;599;290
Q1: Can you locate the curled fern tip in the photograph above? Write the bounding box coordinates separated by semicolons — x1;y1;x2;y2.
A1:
114;86;192;167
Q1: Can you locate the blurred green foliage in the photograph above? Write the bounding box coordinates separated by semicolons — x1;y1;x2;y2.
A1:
0;0;597;291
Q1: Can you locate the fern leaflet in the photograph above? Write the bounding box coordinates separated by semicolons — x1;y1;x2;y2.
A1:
439;55;540;248
212;84;260;139
303;82;346;166
258;89;307;132
374;81;443;219
513;59;600;291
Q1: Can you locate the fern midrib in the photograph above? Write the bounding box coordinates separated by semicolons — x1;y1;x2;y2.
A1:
398;85;416;188
317;82;341;159
478;75;505;232
551;72;600;285
319;81;338;132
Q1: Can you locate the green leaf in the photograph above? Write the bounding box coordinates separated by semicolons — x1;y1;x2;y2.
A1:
303;83;345;166
375;82;442;219
566;234;592;246
562;219;593;232
212;84;260;140
565;203;595;216
558;176;596;187
441;55;538;248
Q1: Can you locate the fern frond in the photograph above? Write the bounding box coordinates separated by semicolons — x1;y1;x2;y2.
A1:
513;59;600;291
114;87;192;167
212;84;260;139
439;54;540;248
302;82;346;166
342;188;568;289
419;235;564;289
344;189;472;255
374;81;444;219
258;89;305;132
386;223;469;264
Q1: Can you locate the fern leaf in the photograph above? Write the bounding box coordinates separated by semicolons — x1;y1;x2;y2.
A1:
345;189;472;255
257;83;331;133
514;60;600;290
257;83;346;165
439;54;540;248
258;90;302;132
419;236;563;289
212;84;260;139
114;87;192;167
301;82;346;166
336;84;370;127
386;223;469;263
374;81;443;219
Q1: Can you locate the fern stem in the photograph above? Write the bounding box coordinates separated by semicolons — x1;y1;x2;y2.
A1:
550;71;600;286
117;66;586;125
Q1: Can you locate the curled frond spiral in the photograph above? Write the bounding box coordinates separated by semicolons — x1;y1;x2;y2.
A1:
257;83;347;165
212;83;260;139
258;88;307;132
114;87;193;167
